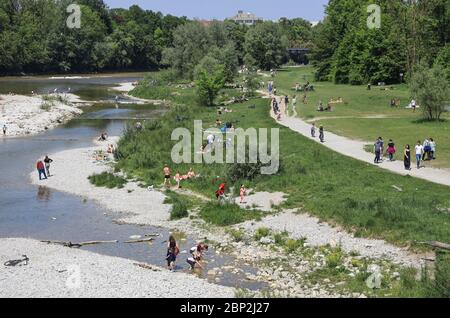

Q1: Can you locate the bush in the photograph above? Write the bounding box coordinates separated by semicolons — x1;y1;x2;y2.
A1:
326;248;344;268
227;161;263;183
284;239;303;253
254;227;271;241
164;190;189;220
200;202;261;226
88;172;127;189
227;228;245;242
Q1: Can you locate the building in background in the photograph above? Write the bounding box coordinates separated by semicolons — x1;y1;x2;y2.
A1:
229;10;262;25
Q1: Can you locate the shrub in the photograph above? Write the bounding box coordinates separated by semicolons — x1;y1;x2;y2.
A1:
284;239;303;254
164;191;189;220
200;202;261;226
254;227;271;241
326;248;344;268
227;228;245;242
88;172;127;189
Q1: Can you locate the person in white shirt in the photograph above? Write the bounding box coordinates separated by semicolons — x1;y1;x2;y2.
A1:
411;99;416;112
415;140;423;169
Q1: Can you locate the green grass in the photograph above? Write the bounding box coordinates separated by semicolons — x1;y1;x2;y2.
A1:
199;202;263;226
272;66;450;169
117;71;450;250
88;172;127;189
164;190;189;220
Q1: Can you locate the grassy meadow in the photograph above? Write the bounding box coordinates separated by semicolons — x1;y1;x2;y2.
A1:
272;67;450;169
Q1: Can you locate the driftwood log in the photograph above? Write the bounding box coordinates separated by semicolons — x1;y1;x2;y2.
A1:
41;240;118;248
418;241;450;251
134;263;160;272
124;238;154;244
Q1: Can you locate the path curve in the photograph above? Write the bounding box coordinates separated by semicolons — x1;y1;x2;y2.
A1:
263;91;450;187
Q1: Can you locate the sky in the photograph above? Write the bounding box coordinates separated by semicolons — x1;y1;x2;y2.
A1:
104;0;329;22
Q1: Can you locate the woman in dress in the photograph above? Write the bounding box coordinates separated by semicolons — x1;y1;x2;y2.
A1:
404;144;411;170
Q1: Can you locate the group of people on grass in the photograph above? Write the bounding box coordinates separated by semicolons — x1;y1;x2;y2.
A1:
163;165;196;189
166;235;209;271
373;137;436;170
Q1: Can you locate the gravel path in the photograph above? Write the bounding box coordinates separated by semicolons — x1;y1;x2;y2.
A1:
0;238;233;298
239;211;423;268
263;92;450;187
235;191;287;212
29;138;172;227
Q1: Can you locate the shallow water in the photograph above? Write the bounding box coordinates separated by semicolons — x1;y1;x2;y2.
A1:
0;74;265;291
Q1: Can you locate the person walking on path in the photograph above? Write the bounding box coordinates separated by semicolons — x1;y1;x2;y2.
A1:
422;138;431;161
36;160;47;180
2;124;6;136
284;95;289;115
404;144;411;170
311;123;316;138
415;141;424;169
387;139;396;161
163;165;171;188
292;95;297;109
429;138;436;160
379;137;385;162
43;156;53;177
319;126;324;143
240;184;246;204
166;235;179;271
374;138;382;164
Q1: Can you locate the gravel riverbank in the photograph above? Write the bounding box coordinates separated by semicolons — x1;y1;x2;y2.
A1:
0;93;87;137
0;238;234;298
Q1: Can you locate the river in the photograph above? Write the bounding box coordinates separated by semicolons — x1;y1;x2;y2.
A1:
0;73;263;291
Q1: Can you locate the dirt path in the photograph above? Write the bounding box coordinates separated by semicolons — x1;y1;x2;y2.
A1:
262;91;450;187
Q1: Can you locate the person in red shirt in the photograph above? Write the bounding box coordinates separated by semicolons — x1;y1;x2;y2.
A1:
36;160;47;180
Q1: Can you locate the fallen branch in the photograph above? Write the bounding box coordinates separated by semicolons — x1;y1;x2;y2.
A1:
134;263;160;272
417;241;450;251
144;233;160;237
124;238;155;244
391;185;403;192
41;240;118;248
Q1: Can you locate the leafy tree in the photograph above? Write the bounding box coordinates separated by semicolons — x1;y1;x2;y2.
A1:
410;62;449;121
244;21;288;70
162;22;210;79
243;72;261;96
434;44;450;81
195;56;225;106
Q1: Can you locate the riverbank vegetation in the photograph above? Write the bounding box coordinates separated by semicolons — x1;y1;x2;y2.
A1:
116;72;450;252
88;172;127;188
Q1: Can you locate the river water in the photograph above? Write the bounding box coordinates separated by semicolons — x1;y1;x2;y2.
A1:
0;74;263;291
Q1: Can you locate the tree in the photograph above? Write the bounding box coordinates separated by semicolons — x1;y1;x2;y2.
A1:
195;56;225;106
410;62;449;121
162;22;210;79
243;72;261;96
434;44;450;81
244;21;288;70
